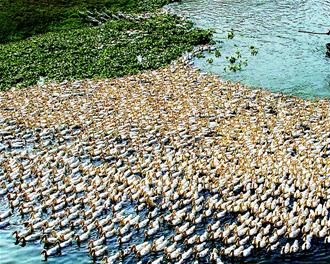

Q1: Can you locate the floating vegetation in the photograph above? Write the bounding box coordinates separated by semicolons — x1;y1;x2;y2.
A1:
188;28;258;73
0;14;212;91
214;49;222;58
227;29;235;40
0;0;180;43
250;46;258;56
1;63;330;263
206;58;214;64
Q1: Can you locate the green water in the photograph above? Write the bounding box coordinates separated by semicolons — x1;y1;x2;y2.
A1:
168;0;330;98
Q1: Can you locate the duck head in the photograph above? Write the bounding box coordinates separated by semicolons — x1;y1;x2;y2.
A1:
75;235;81;247
69;221;75;231
12;230;20;243
41;249;48;261
19;237;26;247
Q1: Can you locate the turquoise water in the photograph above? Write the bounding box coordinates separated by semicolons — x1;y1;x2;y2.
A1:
0;229;88;264
168;0;330;98
0;197;89;264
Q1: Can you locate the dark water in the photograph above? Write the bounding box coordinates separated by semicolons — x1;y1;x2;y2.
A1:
168;0;330;98
3;154;330;264
0;230;88;264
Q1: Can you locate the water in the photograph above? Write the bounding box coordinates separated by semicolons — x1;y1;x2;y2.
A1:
168;0;330;98
2;147;330;264
0;230;89;264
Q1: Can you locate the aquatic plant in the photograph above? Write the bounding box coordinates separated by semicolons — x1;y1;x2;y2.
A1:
196;53;206;59
227;29;234;39
250;46;258;56
0;0;180;43
206;58;214;64
197;30;257;73
214;49;221;58
0;14;212;90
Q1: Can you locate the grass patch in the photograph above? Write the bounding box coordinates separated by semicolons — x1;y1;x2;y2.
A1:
0;14;212;90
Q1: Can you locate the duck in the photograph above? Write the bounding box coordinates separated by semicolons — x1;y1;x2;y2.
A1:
118;222;131;236
167;247;181;260
242;246;254;257
197;248;209;258
102;251;123;263
183;225;196;237
117;232;132;244
171;232;183;242
132;242;150;254
90;245;108;261
152;237;168;251
281;242;291;255
59;238;73;249
164;242;177;254
19;233;41;246
144;225;159;238
41;234;60;248
316;226;327;238
180;248;193;261
75;228;90;247
302;239;312;250
88;234;106;248
197;231;209;243
267;242;280;252
223;235;237;245
41;242;61;261
99;221;115;233
290;240;299;253
51;228;73;241
210;248;222;263
220;245;236;256
135;242;152;258
185;234;198;245
268;231;279;244
13;224;33;241
176;222;189;233
208;221;221;232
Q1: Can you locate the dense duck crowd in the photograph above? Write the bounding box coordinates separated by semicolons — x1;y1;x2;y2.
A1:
1;62;330;263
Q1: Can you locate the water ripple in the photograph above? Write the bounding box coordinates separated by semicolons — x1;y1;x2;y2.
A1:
169;0;330;98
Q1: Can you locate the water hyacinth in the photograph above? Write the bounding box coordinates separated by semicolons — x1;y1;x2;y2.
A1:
0;14;212;91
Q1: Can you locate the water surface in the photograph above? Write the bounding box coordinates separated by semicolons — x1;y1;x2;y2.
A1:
3;1;330;263
168;0;330;98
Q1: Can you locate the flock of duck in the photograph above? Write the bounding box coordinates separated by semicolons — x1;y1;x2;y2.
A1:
1;62;330;263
